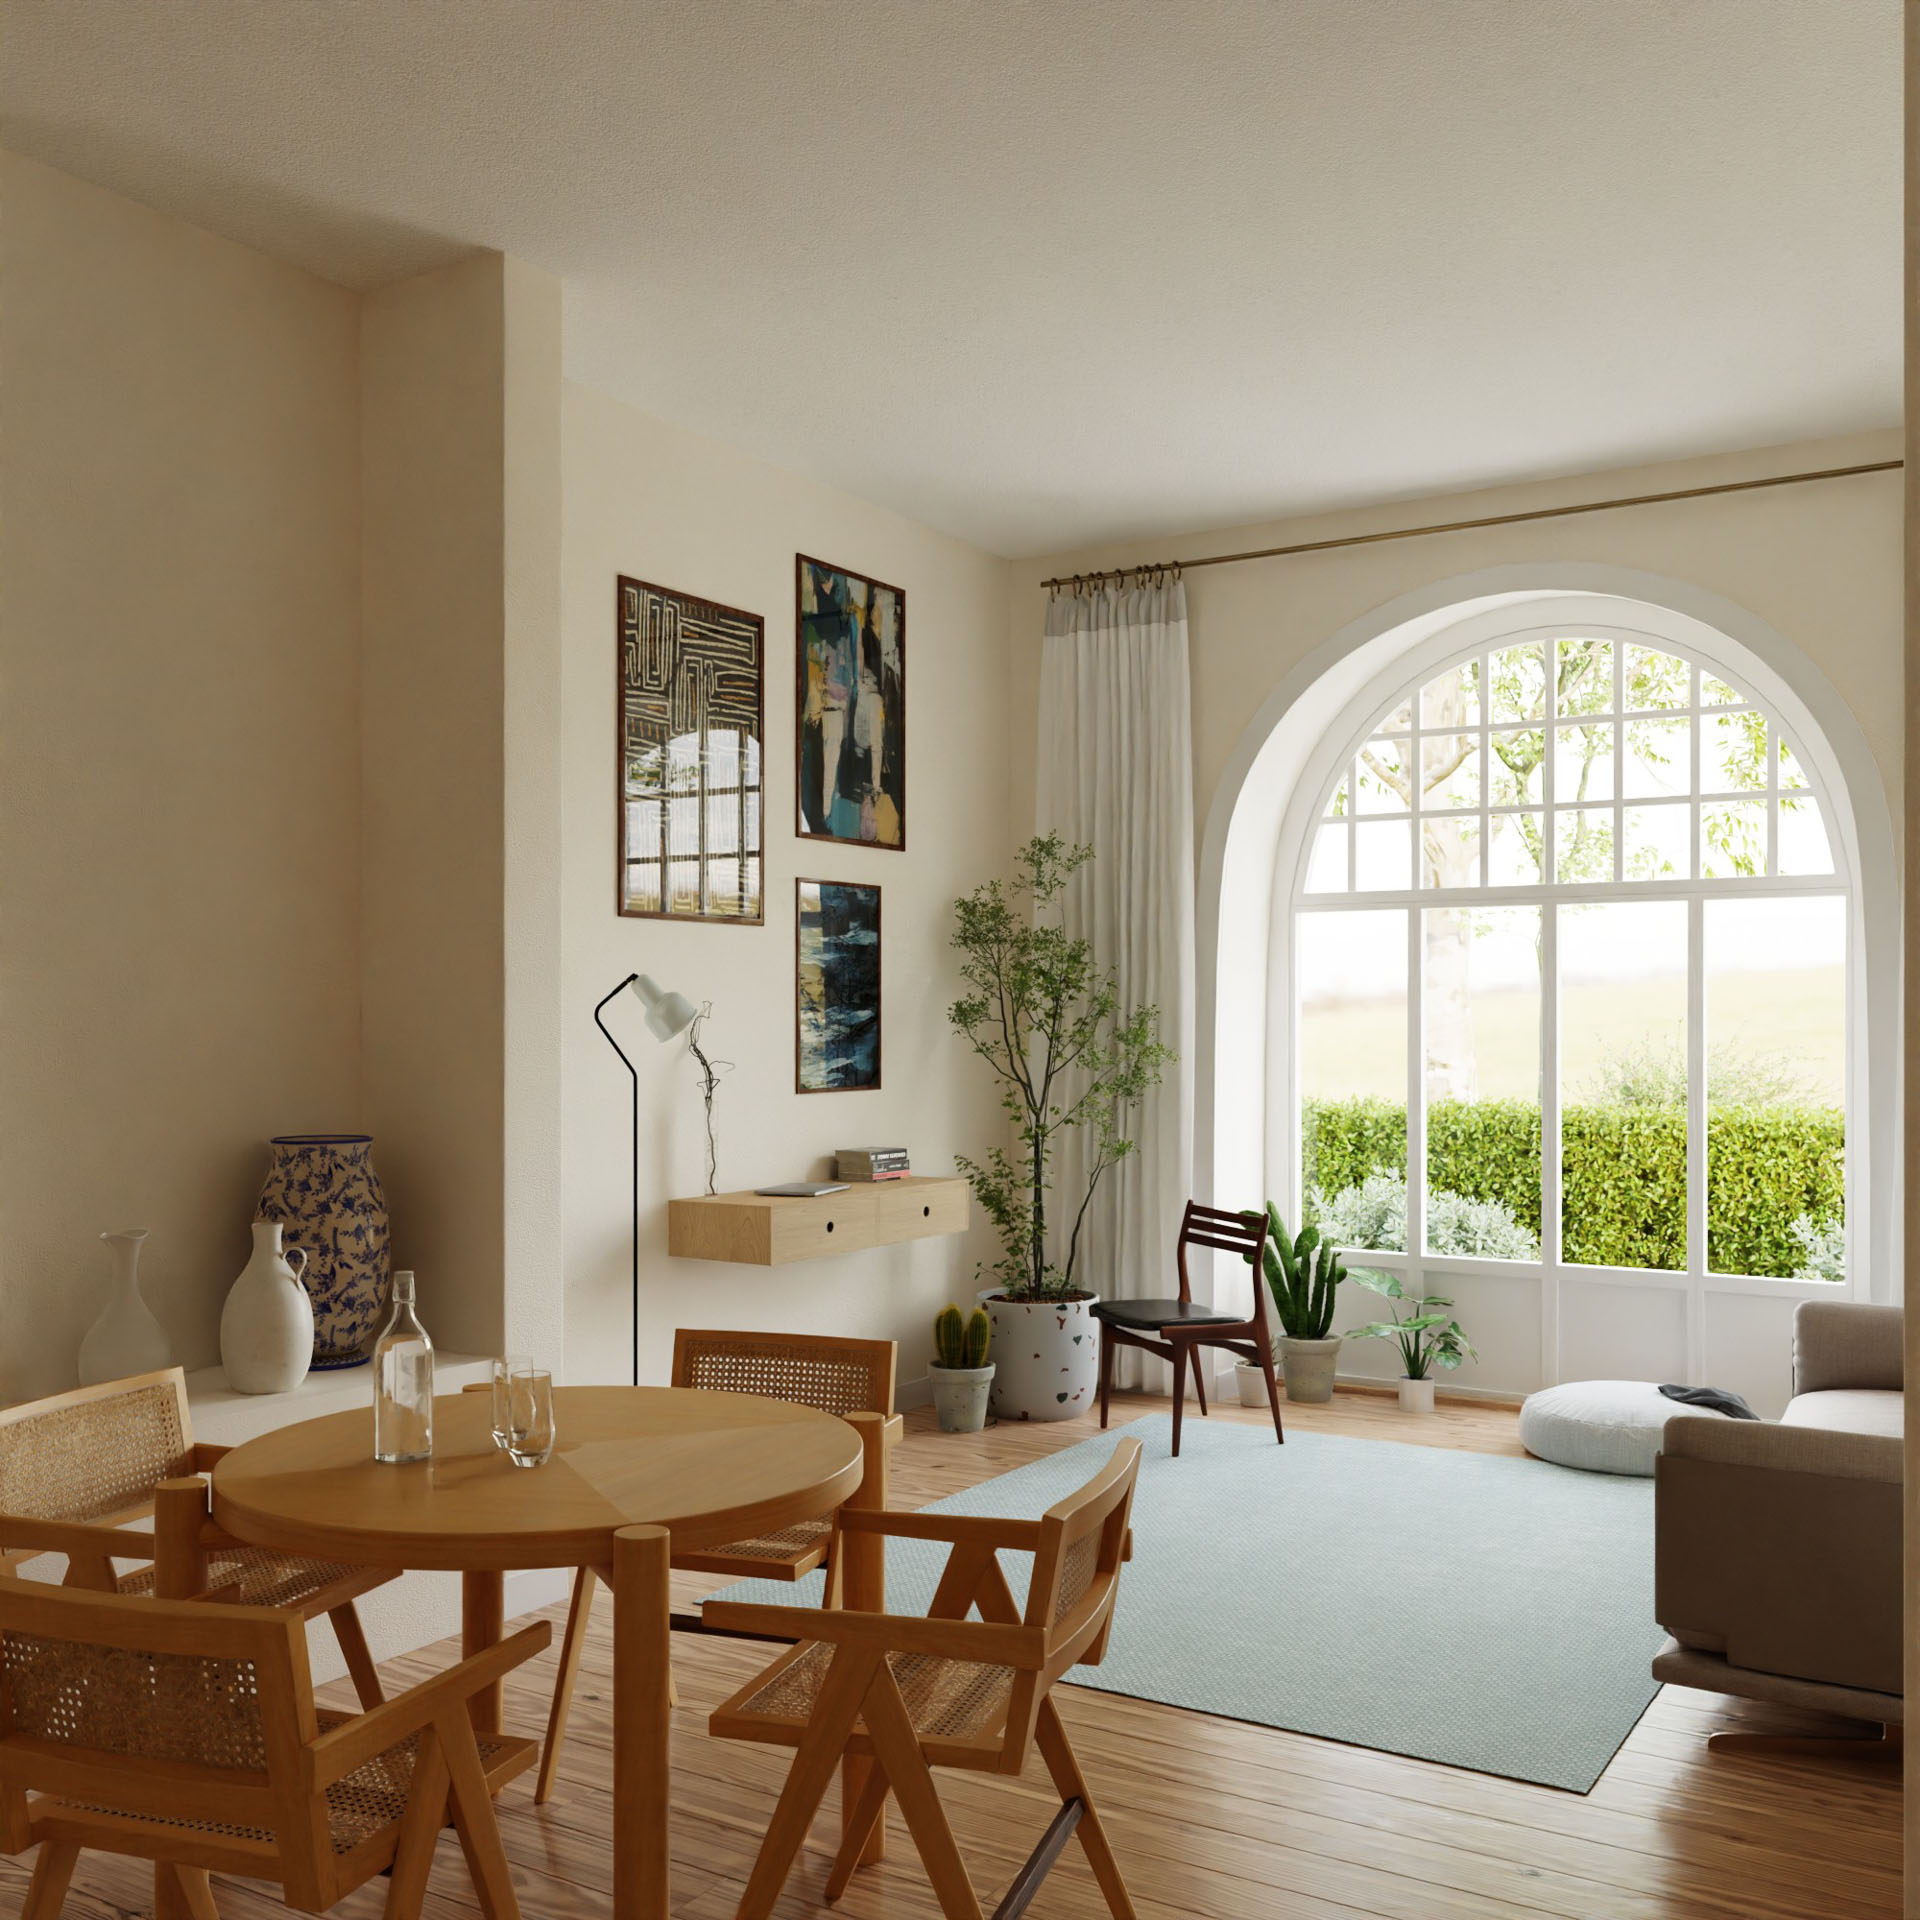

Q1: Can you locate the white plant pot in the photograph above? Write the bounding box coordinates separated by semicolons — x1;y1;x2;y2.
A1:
1234;1360;1272;1408
220;1220;315;1394
930;1363;994;1434
1277;1335;1342;1404
979;1291;1099;1422
78;1229;173;1386
1398;1376;1437;1414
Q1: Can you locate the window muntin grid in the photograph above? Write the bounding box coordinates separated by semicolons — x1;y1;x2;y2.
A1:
1304;639;1833;898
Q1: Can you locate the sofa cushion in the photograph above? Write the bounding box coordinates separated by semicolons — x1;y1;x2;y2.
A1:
1781;1389;1903;1439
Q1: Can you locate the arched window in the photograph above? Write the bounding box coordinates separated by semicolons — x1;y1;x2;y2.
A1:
1285;621;1852;1390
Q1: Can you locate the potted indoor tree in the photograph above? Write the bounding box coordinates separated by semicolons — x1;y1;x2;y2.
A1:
928;1304;993;1434
948;835;1170;1423
1343;1270;1477;1411
1240;1202;1347;1404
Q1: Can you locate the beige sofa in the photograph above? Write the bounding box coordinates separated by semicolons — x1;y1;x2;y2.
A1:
1653;1300;1902;1752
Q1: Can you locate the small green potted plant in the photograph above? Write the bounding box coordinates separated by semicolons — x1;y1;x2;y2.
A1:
1240;1203;1347;1405
928;1304;994;1433
1343;1271;1476;1412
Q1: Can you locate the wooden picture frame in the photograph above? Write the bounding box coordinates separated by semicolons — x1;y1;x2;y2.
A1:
795;555;906;850
795;878;882;1092
616;575;765;923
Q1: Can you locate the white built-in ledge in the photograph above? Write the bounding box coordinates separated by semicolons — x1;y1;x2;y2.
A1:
186;1353;492;1449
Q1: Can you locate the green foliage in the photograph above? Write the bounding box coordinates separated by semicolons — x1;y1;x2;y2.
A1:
1789;1212;1847;1285
1342;1269;1477;1380
933;1304;992;1370
1576;1037;1816;1110
1311;1169;1539;1262
949;835;1172;1302
1242;1201;1346;1338
1301;1096;1845;1279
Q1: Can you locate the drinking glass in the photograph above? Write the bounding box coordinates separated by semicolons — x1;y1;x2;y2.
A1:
490;1353;529;1449
506;1366;556;1469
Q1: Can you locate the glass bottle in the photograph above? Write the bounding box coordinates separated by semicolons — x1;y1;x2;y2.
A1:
373;1269;434;1464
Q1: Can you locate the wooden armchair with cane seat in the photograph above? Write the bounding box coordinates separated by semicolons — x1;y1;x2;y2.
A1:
1094;1200;1280;1455
705;1433;1144;1920
0;1579;548;1920
0;1369;395;1708
529;1327;901;1803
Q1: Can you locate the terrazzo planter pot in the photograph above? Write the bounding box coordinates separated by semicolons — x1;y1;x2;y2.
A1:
1278;1335;1342;1404
1398;1375;1437;1414
256;1134;391;1370
979;1290;1098;1422
1234;1359;1273;1408
929;1362;994;1433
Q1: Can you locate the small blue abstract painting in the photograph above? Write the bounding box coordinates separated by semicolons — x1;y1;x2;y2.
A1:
796;879;881;1092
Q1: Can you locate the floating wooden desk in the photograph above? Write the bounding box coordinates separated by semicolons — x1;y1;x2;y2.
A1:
667;1173;970;1265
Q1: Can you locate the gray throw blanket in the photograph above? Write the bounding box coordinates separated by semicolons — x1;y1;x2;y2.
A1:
1659;1382;1758;1420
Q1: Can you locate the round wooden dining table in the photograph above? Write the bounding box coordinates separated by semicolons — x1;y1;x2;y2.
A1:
211;1385;865;1919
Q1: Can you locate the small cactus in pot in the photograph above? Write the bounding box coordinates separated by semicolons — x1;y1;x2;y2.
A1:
929;1304;994;1433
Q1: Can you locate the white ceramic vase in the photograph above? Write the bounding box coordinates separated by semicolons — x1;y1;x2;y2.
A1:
1234;1359;1273;1407
220;1220;315;1395
77;1228;174;1386
1398;1375;1437;1414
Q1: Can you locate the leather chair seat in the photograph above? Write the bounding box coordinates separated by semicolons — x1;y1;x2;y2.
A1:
1090;1297;1239;1333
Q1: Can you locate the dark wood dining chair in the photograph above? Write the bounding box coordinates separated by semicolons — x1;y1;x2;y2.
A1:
1092;1200;1279;1455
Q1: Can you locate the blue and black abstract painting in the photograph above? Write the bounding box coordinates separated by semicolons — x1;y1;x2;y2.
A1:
796;879;881;1091
797;556;905;848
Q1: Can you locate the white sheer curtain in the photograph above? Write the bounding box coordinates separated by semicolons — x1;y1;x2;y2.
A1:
1037;579;1195;1389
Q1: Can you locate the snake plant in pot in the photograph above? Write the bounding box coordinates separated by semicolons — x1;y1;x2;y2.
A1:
1240;1202;1348;1405
929;1304;994;1434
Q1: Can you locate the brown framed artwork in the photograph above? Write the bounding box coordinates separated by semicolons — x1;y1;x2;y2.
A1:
796;555;905;850
795;878;881;1092
617;574;764;923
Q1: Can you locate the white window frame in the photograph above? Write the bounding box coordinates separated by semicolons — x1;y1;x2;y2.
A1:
1276;613;1861;1392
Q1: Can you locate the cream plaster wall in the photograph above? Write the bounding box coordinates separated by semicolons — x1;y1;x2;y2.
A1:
559;385;1012;1394
360;253;566;1359
0;153;364;1401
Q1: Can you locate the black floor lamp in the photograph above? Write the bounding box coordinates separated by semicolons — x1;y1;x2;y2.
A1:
593;971;696;1384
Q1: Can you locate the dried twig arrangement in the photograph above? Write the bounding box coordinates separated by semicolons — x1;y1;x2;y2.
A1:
686;1003;733;1196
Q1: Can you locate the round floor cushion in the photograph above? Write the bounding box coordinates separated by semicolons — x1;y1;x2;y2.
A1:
1517;1380;1728;1477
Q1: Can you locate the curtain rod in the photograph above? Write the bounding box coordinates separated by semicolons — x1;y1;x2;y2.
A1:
1039;457;1902;591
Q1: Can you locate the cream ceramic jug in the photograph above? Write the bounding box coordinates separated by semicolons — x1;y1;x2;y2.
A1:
220;1220;314;1394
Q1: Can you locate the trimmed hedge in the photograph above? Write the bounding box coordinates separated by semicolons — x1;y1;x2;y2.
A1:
1303;1095;1843;1279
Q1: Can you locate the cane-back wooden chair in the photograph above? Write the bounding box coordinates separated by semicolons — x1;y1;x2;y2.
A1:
0;1369;395;1706
531;1328;900;1803
1093;1200;1280;1455
706;1433;1145;1920
0;1579;548;1919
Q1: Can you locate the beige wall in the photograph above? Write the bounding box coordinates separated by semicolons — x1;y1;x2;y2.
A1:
359;253;565;1358
0;153;364;1401
558;385;1013;1393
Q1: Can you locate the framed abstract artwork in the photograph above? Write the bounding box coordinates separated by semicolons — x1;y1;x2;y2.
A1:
795;878;881;1092
796;555;905;849
616;574;764;923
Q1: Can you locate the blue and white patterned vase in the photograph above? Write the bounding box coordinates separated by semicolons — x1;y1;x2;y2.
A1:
256;1134;391;1370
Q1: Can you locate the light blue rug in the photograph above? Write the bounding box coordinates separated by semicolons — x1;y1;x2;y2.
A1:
701;1414;1662;1792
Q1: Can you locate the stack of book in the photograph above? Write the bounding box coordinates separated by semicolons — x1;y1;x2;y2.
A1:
836;1146;910;1182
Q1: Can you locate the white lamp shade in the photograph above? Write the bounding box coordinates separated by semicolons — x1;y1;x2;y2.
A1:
632;973;696;1042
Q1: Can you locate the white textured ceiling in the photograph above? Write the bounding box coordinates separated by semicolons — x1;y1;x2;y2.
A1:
4;2;1899;557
